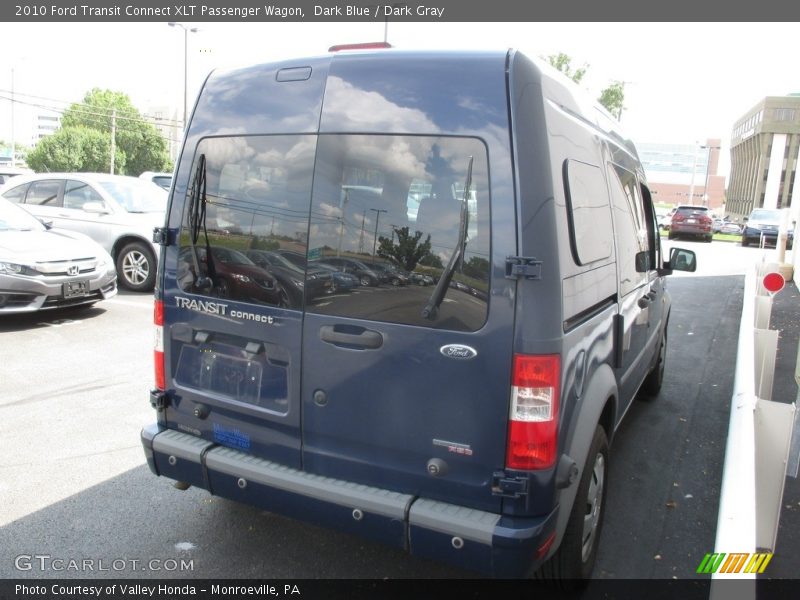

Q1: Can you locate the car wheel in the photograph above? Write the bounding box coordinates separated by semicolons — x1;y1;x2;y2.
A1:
668;230;675;240
537;426;609;587
214;278;230;298
359;275;372;286
705;235;713;243
640;329;666;399
741;237;750;247
116;242;156;292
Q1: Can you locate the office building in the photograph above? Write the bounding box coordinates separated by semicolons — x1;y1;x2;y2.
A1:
727;95;800;220
638;140;724;210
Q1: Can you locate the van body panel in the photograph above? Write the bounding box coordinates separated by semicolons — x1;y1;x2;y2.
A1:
144;48;686;578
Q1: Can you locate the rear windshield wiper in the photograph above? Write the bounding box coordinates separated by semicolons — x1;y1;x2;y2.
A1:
421;156;473;321
187;154;214;293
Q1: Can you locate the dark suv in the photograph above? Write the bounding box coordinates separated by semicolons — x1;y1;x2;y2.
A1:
141;49;696;582
668;205;713;242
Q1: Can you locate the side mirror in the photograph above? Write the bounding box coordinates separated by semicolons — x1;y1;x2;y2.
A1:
83;201;109;214
668;247;697;273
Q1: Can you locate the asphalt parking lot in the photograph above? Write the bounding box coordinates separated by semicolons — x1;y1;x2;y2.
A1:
0;241;798;582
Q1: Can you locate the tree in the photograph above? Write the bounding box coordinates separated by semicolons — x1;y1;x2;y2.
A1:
597;81;626;119
376;226;433;271
546;53;588;84
60;88;171;175
26;126;125;173
546;53;626;120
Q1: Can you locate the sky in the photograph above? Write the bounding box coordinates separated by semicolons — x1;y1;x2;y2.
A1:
2;21;799;179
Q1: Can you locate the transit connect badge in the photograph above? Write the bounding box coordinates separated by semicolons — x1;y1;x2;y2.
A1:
439;344;478;360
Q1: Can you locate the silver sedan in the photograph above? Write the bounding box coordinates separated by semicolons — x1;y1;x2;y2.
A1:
0;197;117;313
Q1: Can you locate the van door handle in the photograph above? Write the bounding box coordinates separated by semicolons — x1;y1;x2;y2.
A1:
319;325;383;349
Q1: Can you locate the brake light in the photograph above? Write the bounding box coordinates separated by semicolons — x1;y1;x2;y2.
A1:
154;299;165;390
506;354;560;470
328;41;392;52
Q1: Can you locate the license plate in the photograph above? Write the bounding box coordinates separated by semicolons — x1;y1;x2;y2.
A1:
63;280;89;298
687;218;696;224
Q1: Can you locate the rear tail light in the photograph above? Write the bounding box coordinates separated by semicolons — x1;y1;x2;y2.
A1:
154;299;165;390
506;354;560;470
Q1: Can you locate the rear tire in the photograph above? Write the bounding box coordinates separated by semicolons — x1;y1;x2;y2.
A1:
537;426;609;587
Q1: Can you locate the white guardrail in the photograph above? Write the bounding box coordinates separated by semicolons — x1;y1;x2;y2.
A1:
710;258;797;599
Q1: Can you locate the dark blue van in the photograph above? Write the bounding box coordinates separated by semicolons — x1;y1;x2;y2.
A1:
141;48;696;581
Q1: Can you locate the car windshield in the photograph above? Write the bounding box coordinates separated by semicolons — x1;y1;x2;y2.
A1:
750;209;782;222
212;247;256;265
99;179;167;213
0;198;45;232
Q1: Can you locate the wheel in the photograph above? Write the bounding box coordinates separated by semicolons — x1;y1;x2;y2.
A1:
538;426;609;586
359;275;372;286
214;278;230;298
741;237;750;247
667;230;675;240
705;235;713;243
116;242;156;292
640;329;666;399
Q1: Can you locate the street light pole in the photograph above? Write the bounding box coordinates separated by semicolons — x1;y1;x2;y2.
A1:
168;22;198;128
370;208;387;256
687;141;699;206
701;144;722;207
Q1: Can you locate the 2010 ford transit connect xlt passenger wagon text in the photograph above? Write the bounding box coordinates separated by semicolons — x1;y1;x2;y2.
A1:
140;48;697;582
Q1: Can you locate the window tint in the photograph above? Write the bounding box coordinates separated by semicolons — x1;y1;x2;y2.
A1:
608;164;648;296
1;183;28;203
64;180;105;210
26;180;62;206
564;159;614;265
307;135;490;332
178;135;316;310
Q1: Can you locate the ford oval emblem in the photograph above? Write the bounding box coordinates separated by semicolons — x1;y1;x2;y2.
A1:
440;344;478;360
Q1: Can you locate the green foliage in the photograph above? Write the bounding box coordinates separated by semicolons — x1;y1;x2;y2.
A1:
58;88;172;175
598;81;626;119
26;126;125;173
545;53;588;84
376;226;433;271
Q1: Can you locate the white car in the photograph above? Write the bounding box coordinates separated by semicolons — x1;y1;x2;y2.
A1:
0;196;117;313
139;171;173;191
0;173;166;291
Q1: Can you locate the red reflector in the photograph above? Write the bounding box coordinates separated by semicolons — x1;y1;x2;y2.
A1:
536;531;557;559
154;300;165;390
328;41;392;52
506;355;560;470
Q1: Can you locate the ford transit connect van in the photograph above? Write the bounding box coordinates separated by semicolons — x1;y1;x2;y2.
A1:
141;48;696;581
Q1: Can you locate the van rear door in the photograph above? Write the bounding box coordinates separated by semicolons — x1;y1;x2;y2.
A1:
300;133;509;511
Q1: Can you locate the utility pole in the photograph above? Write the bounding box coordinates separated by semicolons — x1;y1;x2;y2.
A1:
370;208;387;257
110;109;117;174
358;209;366;254
687;141;699;206
701;143;722;207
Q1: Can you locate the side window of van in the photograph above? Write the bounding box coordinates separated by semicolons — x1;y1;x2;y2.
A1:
607;164;649;296
563;160;614;265
177;135;316;310
306;135;491;332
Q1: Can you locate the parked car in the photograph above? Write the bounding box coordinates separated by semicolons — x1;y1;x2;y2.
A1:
409;272;434;286
0;196;117;313
0;166;33;186
317;256;381;286
719;221;743;235
656;206;672;230
668;205;713;242
139;171;173;191
741;208;794;248
0;173;167;291
310;261;359;293
246;249;332;307
363;261;409;286
142;48;697;582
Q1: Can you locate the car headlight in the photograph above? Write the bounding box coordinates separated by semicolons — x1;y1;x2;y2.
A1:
0;261;38;276
231;274;251;283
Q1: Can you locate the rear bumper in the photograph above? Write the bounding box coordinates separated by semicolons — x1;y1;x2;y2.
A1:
141;424;557;577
